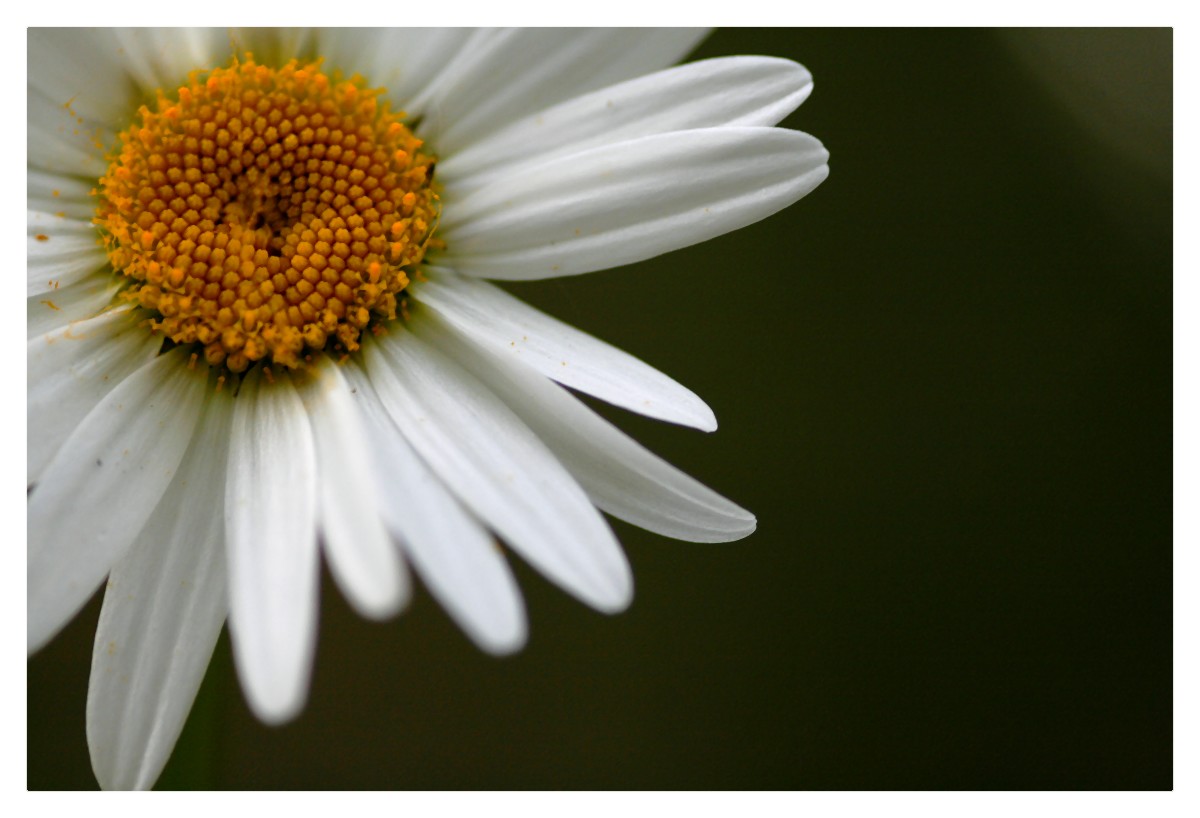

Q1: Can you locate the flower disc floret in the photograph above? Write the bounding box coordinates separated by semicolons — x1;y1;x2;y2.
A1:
96;55;440;372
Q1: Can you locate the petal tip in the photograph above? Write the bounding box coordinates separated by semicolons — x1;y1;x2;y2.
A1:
245;684;308;727
676;394;719;432
701;511;758;543
27;594;70;656
476;623;529;657
589;576;635;615
734;515;758;540
346;583;409;622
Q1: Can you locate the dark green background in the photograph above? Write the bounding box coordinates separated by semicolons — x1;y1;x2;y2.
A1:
28;29;1172;790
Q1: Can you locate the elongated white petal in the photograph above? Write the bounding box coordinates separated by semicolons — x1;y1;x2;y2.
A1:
420;312;756;543
28;169;97;222
365;328;632;613
87;389;233;791
29;29;142;126
27;89;108;178
26;28;134;178
223;28;317;69
297;358;408;621
441;57;813;192
225;369;319;725
28;348;208;653
29;28;220;119
439;127;830;280
414;28;708;155
107;28;222;95
29;208;98;239
27;29;219;177
319;28;479;115
27;273;121;339
414;270;715;431
344;364;527;654
27;224;105;296
28;308;163;485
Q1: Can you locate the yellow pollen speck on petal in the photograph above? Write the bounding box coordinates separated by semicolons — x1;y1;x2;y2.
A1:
95;54;440;373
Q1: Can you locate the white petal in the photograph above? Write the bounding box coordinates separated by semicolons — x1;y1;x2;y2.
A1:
438;127;830;280
87;389;233;791
27;309;161;484
29;208;99;239
28;169;97;221
225;369;319;725
420;312;756;543
440;56;813;192
279;28;318;61
28;60;115;180
28;348;208;653
26;29;125;176
221;28;319;69
343;363;526;654
319;28;479;115
28;29;142;126
29;28;220;118
414;269;715;431
27;28;220;177
413;28;708;155
27;273;121;339
365;327;632;613
297;358;408;621
108;28;223;95
27;218;105;296
27;89;108;179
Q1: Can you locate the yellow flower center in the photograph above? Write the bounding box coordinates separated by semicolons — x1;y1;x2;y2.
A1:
96;55;440;372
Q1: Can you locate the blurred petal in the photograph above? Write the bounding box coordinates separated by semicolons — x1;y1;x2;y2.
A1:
225;369;319;725
27;308;160;484
297;358;408;620
27;29;221;176
87;388;232;791
28;348;207;653
344;364;527;654
420;312;756;543
365;328;632;613
319;28;479;115
108;28;224;95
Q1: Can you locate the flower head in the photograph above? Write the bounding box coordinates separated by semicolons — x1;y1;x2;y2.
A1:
27;27;828;789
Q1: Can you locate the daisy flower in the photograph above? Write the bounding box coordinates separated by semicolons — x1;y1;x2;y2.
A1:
27;27;829;789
